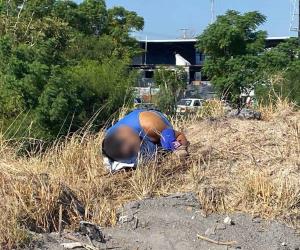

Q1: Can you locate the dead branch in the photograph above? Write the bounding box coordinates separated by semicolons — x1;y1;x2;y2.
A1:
197;234;237;246
24;11;35;38
13;0;27;36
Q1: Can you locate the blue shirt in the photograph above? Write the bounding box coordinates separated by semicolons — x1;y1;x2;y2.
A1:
106;109;172;164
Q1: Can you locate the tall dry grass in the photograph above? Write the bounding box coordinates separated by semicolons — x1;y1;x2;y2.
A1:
0;100;299;249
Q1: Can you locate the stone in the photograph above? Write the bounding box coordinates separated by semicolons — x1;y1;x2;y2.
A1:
119;215;130;223
79;221;105;243
227;108;261;120
224;216;234;225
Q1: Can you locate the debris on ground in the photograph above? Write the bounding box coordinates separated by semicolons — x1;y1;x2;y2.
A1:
78;221;105;243
197;234;237;246
32;193;300;250
227;108;262;120
223;216;234;225
60;242;97;250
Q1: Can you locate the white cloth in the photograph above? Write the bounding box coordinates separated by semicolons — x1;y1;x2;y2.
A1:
103;156;135;172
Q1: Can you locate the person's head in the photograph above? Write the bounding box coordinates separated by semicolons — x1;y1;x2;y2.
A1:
102;126;141;161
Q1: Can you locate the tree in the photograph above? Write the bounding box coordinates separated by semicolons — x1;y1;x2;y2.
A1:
259;38;299;73
154;67;186;114
77;0;108;35
106;6;144;58
283;61;300;105
196;10;267;105
197;10;266;58
256;38;300;105
0;0;144;140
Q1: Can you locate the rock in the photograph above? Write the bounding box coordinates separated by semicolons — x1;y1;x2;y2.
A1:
119;215;131;223
281;242;287;246
79;221;105;243
224;216;234;225
227;108;261;120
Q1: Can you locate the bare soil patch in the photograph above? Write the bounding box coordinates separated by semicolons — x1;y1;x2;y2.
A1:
31;193;300;250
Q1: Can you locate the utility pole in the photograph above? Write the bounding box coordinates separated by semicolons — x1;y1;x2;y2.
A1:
180;28;188;39
298;0;300;44
144;36;148;65
290;0;300;44
210;0;215;24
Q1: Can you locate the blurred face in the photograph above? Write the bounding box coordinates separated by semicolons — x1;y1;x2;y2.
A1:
115;126;141;159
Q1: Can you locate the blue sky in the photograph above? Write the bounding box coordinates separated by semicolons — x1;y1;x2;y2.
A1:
75;0;298;39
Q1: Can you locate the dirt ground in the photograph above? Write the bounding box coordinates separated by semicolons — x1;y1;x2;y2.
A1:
32;193;300;250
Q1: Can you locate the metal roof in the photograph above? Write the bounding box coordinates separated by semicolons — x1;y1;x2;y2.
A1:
139;39;197;43
266;36;291;40
138;37;291;43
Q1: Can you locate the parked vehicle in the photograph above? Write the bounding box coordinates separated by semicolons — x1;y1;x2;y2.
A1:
176;98;203;114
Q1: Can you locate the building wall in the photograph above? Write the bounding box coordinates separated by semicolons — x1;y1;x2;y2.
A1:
133;38;287;66
134;41;205;66
132;37;289;101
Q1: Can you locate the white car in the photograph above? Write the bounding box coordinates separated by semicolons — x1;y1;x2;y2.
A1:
176;98;203;114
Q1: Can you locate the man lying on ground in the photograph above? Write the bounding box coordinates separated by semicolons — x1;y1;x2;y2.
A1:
102;109;189;172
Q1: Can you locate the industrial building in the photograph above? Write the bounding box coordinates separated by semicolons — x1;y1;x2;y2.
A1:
131;37;289;101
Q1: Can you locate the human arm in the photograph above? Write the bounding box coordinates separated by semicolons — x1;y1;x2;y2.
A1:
139;111;189;146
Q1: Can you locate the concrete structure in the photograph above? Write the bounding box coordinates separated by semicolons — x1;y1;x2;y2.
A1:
131;37;290;100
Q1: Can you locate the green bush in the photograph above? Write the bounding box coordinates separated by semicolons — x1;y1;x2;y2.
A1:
154;67;186;114
37;60;135;138
0;0;143;140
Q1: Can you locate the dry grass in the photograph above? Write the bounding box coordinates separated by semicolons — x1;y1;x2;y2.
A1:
258;97;297;121
0;100;299;249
